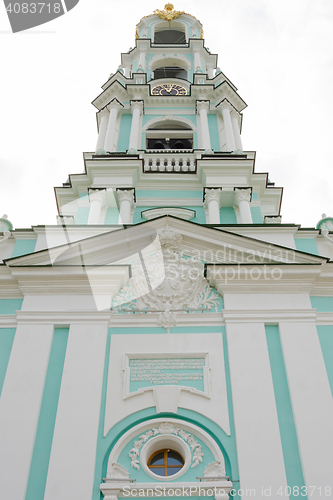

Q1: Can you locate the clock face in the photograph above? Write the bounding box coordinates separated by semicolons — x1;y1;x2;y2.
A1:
151;84;187;96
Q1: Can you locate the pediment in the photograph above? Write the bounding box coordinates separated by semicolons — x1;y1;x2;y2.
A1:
5;216;326;269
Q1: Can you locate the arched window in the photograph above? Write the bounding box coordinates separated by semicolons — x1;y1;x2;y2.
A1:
146;121;193;151
152;66;187;80
148;449;184;477
154;21;186;44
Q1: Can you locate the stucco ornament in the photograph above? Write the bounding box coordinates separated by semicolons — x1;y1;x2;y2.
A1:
204;460;226;479
128;422;203;470
107;462;130;480
112;226;220;331
154;4;185;21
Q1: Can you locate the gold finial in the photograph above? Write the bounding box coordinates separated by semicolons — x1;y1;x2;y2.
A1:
154;3;185;21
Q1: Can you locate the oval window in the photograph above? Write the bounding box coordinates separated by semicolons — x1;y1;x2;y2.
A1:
148;449;184;477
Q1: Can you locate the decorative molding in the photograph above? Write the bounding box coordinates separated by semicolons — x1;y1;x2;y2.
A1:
89;189;107;205
264;216;282;224
216;99;234;114
157;224;183;249
234;188;251;206
154;4;185;21
116;189;135;207
130;100;144;112
141;208;196;221
107;463;130;480
204;188;222;205
107;99;124;112
196;100;210;113
204;460;226;479
128;422;203;471
56;215;76;226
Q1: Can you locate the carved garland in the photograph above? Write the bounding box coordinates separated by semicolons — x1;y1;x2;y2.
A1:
128;422;204;471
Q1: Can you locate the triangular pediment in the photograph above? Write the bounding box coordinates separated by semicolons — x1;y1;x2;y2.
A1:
5;216;326;268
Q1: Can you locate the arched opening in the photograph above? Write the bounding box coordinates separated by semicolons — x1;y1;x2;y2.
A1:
154;21;186;44
152;66;187;80
146;120;193;151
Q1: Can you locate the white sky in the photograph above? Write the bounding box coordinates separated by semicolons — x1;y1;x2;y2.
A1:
0;0;332;229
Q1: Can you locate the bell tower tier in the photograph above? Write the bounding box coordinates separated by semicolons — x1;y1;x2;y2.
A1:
54;4;282;227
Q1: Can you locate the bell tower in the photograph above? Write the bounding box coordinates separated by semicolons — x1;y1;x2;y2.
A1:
54;4;282;228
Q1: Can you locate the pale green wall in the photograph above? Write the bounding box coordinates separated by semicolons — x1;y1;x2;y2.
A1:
294;238;319;255
118;114;132;152
310;296;333;311
0;299;23;315
208;114;220;151
105;208;119;224
75;207;90;224
220;207;237;224
12;239;36;258
250;206;263;223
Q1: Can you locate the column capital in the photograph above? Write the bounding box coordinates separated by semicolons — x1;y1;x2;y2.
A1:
89;188;107;205
196;100;210;114
116;189;135;207
216;99;234;114
234;188;251;206
99;107;110;119
204;188;222;205
107;98;124;112
130;100;144;112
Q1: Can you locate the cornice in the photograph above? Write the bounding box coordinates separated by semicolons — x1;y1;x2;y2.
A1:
15;310;112;325
222;309;317;323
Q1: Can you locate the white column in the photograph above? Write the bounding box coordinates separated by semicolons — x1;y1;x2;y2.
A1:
234;188;252;224
124;65;131;78
95;108;109;153
117;189;135;224
88;189;106;225
279;322;333;490
217;102;236;152
231;112;243;152
128;101;143;153
206;64;215;79
138;50;146;71
104;100;123;152
204;188;221;224
197;100;212;152
226;322;289;497
0;324;54;500
44;323;108;500
194;49;201;71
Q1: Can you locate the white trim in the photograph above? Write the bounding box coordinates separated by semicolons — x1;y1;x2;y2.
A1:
143;115;197;132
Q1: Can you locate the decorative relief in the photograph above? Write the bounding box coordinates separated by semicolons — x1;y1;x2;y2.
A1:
204;188;222;205
234;188;251;206
154;4;185;21
128;422;204;470
111;225;221;331
116;189;135;206
107;462;130;480
196;100;210;113
204;460;226;479
89;189;106;205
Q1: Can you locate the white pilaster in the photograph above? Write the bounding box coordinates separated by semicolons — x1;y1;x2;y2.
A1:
204;188;221;224
226;322;289;497
95;108;109;153
138;50;146;71
124;65;131;78
104;100;123;152
128;101;143;153
197;100;212;152
217;101;236;152
279;322;333;490
88;189;106;225
44;323;108;500
231;112;243;152
116;189;135;224
194;49;201;72
0;324;54;500
234;188;252;224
